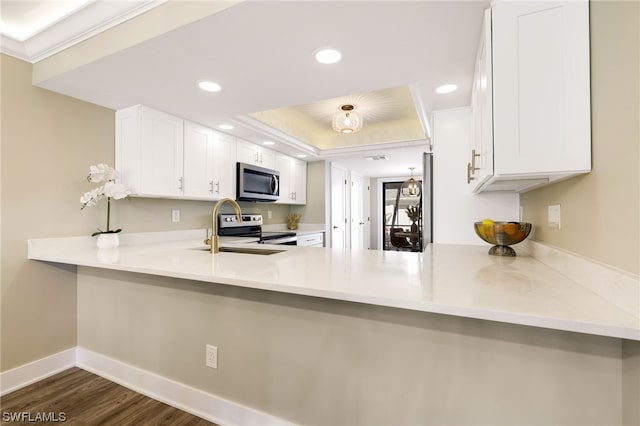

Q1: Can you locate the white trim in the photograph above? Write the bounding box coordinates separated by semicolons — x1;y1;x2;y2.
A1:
528;240;640;319
1;347;292;426
232;116;320;158
0;348;76;396
76;348;293;426
0;1;166;63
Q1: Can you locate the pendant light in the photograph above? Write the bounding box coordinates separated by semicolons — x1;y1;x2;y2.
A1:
332;104;363;134
402;167;421;197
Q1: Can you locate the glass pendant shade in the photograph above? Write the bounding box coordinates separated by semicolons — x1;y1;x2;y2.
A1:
402;168;421;197
406;178;419;196
332;105;363;134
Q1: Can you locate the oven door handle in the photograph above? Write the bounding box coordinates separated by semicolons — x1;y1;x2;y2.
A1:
261;235;297;245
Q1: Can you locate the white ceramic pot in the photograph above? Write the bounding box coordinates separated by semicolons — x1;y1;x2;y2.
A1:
96;233;120;249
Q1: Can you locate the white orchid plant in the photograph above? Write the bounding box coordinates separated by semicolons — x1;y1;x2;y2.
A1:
80;164;131;236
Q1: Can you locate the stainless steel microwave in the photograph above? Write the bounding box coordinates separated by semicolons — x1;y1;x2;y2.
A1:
237;162;279;202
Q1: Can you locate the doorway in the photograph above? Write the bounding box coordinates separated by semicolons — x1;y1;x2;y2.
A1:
383;181;422;251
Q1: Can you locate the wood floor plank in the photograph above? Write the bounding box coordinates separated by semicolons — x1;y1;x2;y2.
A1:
0;367;216;425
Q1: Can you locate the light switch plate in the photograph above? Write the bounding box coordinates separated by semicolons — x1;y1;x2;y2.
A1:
548;205;561;229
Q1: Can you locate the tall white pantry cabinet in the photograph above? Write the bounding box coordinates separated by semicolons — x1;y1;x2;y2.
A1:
469;1;591;193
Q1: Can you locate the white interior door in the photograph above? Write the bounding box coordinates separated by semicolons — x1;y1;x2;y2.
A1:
350;172;366;250
331;165;348;250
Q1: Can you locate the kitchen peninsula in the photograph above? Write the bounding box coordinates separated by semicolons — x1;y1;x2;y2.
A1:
28;231;639;341
26;231;640;424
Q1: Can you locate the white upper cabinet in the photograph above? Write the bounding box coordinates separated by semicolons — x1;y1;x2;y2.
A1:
211;131;237;199
116;105;236;200
236;139;276;170
116;105;184;197
275;154;307;205
470;0;591;193
469;9;494;189
183;122;236;200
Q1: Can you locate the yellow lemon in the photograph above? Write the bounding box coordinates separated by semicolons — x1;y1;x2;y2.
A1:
482;219;495;225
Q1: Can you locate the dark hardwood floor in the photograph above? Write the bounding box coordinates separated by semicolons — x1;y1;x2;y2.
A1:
0;367;216;425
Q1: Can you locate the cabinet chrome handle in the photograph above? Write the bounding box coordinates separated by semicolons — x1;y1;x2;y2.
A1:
467;163;475;184
178;177;183;191
209;181;214;194
215;181;220;194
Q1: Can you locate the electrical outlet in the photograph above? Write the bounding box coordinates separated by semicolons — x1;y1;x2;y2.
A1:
267;210;273;219
206;344;218;369
171;210;180;223
548;204;561;229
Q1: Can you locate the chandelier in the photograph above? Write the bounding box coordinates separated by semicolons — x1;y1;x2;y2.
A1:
332;104;363;134
402;167;421;197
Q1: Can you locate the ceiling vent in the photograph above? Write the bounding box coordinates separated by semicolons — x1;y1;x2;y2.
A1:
364;155;388;161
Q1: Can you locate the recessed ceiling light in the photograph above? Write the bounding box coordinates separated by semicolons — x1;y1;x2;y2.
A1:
314;48;342;64
218;124;234;130
263;141;275;146
297;154;307;158
198;80;222;92
435;84;458;94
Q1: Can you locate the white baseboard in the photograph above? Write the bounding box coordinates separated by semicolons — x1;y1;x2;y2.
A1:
0;348;76;396
76;348;292;426
1;347;292;426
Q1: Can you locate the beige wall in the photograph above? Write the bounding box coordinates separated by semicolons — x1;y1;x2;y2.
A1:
0;54;296;370
623;341;640;426
290;160;328;224
520;1;640;275
79;267;624;425
1;54;112;370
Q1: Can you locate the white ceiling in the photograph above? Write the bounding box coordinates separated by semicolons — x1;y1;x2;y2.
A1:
3;0;490;177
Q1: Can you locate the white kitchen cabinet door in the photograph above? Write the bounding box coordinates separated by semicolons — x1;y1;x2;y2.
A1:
350;171;366;250
491;0;591;176
331;165;348;250
469;9;494;188
183;123;236;200
116;105;185;198
140;108;184;197
297;233;324;247
291;158;307;205
211;131;237;199
236;140;275;169
183;121;215;199
275;155;307;204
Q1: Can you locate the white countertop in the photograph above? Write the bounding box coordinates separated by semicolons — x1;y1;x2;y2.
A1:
28;230;639;340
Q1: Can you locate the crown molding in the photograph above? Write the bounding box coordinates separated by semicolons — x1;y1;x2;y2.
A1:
233;114;429;160
317;139;429;158
0;0;166;63
232;115;321;157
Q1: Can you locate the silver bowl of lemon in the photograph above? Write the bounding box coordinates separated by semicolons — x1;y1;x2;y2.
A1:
474;220;532;256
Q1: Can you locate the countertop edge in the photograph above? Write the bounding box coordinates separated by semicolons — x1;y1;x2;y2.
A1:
27;239;640;342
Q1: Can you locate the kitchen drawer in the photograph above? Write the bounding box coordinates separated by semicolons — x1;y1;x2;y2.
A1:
297;232;324;247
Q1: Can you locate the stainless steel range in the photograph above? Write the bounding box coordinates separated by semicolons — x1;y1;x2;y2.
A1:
218;214;297;245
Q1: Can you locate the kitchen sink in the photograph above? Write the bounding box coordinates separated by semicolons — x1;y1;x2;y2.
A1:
189;246;284;255
219;246;284;255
